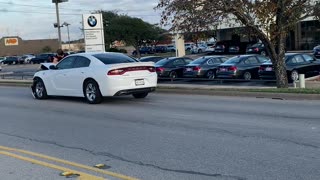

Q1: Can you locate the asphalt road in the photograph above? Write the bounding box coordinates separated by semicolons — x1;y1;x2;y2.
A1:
0;86;319;180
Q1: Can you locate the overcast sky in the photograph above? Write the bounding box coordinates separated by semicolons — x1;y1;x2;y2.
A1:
0;0;161;41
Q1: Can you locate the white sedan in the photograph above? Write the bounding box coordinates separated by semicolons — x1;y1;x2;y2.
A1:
31;52;157;104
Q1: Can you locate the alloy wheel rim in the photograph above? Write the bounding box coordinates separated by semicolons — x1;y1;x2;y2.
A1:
86;83;97;101
244;72;251;80
207;71;215;79
35;82;44;97
291;71;299;81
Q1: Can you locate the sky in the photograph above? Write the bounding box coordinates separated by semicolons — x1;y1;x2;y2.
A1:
0;0;161;41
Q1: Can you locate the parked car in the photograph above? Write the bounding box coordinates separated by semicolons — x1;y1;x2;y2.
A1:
139;56;163;63
0;57;4;64
205;42;216;54
21;54;36;64
166;45;176;52
155;57;193;79
259;53;320;82
132;47;154;56
228;45;241;54
2;56;19;65
183;56;228;79
214;41;231;54
155;46;167;53
246;43;267;56
191;44;207;54
30;53;55;64
313;45;320;59
184;43;194;51
217;55;270;80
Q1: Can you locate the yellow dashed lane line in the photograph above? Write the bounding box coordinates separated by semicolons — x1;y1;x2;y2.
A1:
0;151;104;180
0;146;138;180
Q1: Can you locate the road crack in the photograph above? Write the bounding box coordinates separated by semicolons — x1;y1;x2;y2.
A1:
0;131;246;180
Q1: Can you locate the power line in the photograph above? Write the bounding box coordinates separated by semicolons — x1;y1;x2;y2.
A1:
0;9;82;16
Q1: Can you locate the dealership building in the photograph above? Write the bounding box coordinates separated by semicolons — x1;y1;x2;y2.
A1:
0;36;59;56
215;17;320;50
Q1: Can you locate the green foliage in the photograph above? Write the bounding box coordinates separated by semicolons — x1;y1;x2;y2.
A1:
42;46;52;53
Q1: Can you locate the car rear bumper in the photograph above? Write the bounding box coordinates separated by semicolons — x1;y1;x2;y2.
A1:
114;87;156;96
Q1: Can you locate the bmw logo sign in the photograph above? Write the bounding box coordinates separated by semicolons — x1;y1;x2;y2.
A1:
87;16;97;27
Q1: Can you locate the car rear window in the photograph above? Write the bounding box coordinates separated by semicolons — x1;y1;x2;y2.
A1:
224;57;242;64
190;57;207;64
93;53;137;64
155;58;172;66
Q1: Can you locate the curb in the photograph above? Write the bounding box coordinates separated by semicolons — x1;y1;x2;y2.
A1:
1;80;320;100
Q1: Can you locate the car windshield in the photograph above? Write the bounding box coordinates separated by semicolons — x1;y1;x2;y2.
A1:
190;57;207;65
224;57;242;64
250;43;262;48
155;58;172;66
93;53;137;64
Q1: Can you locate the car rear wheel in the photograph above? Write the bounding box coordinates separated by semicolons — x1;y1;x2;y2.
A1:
243;71;252;80
132;92;148;99
198;49;202;53
84;80;102;104
169;71;178;79
33;78;48;99
206;70;215;79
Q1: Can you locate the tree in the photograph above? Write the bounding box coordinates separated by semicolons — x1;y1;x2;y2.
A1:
42;46;52;53
156;0;319;88
99;11;165;58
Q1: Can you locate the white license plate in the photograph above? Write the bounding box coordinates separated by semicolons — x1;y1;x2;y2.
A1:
318;52;320;54
248;49;252;52
220;68;226;72
135;79;145;86
186;68;192;71
266;67;273;71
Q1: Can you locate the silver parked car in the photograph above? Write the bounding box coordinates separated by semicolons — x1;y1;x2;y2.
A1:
183;56;228;79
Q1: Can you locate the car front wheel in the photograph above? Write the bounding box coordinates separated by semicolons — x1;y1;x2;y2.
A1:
32;78;48;99
84;80;103;104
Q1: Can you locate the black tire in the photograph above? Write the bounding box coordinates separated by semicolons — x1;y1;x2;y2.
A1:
132;92;149;99
32;78;48;99
83;80;103;104
198;49;202;53
243;71;252;80
169;71;178;79
206;70;215;79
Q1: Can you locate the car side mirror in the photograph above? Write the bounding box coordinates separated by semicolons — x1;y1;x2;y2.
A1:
49;65;57;70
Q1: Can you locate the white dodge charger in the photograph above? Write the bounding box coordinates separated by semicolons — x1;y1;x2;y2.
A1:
31;52;157;104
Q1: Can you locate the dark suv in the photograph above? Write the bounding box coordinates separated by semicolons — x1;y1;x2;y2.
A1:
30;53;55;64
313;45;320;59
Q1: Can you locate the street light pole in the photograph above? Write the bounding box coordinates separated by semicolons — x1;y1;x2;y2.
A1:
62;22;71;51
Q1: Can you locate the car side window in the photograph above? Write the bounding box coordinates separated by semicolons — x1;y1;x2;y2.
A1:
257;56;269;63
295;55;305;63
173;59;185;66
73;56;91;68
244;57;258;64
184;58;193;64
208;58;221;65
220;57;228;62
302;54;314;62
56;56;76;69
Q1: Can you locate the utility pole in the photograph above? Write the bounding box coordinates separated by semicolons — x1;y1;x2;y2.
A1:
53;0;68;49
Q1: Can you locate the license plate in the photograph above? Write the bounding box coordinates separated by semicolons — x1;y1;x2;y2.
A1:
266;67;273;71
248;49;252;52
135;79;144;86
186;68;192;71
318;52;320;54
220;68;226;72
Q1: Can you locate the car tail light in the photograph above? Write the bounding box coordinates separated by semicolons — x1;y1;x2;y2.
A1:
211;45;215;48
156;67;165;72
193;66;201;71
108;66;155;75
259;66;265;71
254;47;259;52
222;45;225;49
228;66;237;71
